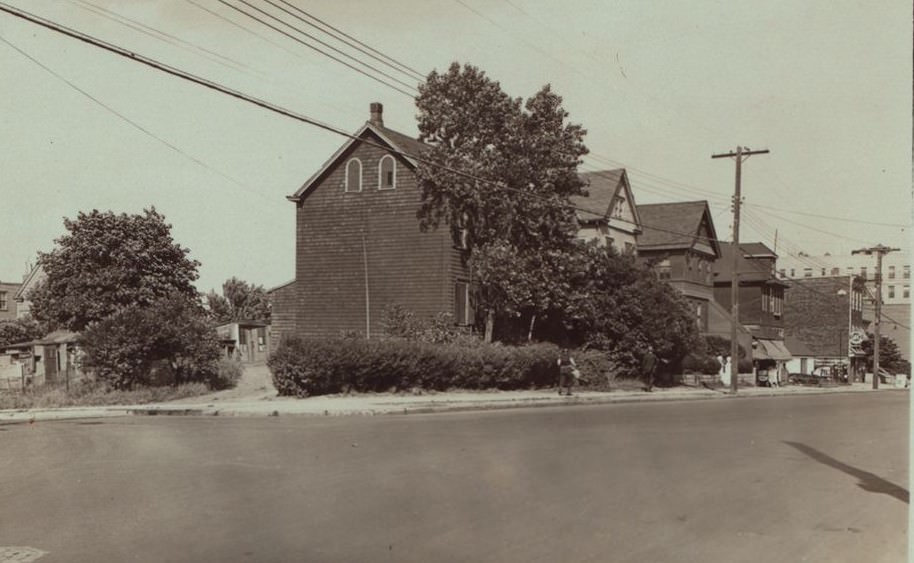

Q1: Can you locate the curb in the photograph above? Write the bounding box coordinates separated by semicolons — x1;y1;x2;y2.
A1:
0;385;904;424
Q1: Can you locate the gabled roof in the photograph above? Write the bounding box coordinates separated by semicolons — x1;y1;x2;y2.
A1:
571;169;642;233
714;242;784;283
288;121;425;202
635;200;721;257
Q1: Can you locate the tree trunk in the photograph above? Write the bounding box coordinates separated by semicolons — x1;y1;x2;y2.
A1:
484;309;494;343
527;313;536;342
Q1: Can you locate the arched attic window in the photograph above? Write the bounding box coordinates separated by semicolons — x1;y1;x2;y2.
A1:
378;155;396;190
345;158;362;192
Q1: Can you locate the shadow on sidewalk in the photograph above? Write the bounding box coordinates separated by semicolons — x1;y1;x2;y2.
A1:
784;441;909;504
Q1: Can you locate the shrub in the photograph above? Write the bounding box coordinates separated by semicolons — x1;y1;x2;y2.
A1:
574;349;620;390
268;336;561;397
681;353;722;375
80;293;222;389
208;357;244;390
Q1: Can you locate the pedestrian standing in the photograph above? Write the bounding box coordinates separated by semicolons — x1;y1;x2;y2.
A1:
642;345;657;392
557;348;576;396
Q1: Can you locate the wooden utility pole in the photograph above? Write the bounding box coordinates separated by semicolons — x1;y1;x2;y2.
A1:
851;244;900;388
712;147;769;393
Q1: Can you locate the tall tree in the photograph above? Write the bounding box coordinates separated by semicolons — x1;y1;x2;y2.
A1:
415;63;588;340
205;277;271;323
29;208;199;332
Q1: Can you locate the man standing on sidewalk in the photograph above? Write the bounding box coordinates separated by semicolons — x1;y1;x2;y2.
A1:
642;346;657;392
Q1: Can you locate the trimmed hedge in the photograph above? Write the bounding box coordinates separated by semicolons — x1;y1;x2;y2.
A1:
269;336;564;397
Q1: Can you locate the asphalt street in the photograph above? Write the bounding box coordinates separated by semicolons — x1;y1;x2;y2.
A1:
0;393;908;562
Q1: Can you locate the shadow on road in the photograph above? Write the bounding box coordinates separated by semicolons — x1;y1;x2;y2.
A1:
784;441;909;504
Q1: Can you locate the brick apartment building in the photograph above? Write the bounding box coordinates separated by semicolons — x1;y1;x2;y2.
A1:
783;276;868;379
777;252;909;361
271;103;472;347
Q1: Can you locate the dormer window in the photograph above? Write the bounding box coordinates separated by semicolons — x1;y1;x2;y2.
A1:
378;155;396;190
345;158;362;192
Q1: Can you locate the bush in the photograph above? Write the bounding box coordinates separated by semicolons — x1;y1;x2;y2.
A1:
80;293;223;389
269;336;561;397
208;357;244;390
681;353;722;375
574;349;620;390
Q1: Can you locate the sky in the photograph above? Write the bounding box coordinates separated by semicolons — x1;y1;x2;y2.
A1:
0;0;910;293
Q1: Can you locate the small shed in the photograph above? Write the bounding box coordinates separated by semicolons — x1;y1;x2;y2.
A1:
215;321;271;363
4;330;84;388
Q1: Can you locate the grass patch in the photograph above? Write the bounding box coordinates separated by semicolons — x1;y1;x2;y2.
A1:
0;382;210;410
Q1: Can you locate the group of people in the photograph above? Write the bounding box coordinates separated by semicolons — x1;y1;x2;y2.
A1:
556;345;660;395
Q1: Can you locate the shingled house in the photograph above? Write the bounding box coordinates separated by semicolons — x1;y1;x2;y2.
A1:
572;169;642;254
272;104;473;346
635;201;721;332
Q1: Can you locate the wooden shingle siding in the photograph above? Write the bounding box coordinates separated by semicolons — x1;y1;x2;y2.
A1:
291;133;469;338
268;281;297;354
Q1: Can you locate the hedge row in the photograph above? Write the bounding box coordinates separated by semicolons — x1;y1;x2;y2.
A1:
269;337;618;397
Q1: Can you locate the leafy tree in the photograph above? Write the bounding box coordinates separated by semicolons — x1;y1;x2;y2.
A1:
559;243;702;380
80;293;222;389
862;333;910;375
415;62;588;341
30;208;199;332
205;277;271;323
0;317;44;349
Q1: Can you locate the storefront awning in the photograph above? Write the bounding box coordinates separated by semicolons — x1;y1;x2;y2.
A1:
754;339;793;361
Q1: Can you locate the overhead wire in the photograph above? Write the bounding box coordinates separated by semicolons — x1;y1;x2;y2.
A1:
0;34;277;208
269;0;426;81
72;0;262;77
233;0;419;92
212;0;417;97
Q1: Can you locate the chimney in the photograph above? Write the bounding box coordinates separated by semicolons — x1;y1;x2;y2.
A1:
369;102;383;127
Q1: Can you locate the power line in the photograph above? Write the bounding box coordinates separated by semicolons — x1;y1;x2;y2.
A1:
0;34;276;207
228;0;418;93
270;0;425;81
212;0;416;97
73;0;260;77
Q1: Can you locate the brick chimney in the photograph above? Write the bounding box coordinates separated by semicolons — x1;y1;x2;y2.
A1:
369;102;383;127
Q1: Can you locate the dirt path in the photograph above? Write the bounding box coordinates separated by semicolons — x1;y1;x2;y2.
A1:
177;362;277;404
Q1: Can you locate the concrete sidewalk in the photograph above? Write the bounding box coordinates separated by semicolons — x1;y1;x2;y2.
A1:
0;381;905;424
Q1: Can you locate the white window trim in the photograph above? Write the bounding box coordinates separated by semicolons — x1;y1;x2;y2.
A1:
378;155;396;190
345;158;362;193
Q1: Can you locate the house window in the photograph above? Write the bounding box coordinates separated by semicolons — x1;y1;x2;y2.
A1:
888;285;895;299
860;267;868;279
904;265;910;279
779;269;786;278
257;327;266;346
888;266;896;279
820;268;826;276
454;281;475;326
0;291;6;311
612;196;625;218
656;259;671;280
761;287;769;312
238;329;247;345
624;242;634;254
378;155;396;190
803;268;812;278
904;286;910;299
345;158;362;192
830;267;840;275
790;268;795;278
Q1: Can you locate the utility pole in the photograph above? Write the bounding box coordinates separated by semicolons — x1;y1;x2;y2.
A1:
712;146;769;393
851;244;900;388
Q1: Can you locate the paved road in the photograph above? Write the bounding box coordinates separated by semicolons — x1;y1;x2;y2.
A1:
0;393;907;562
